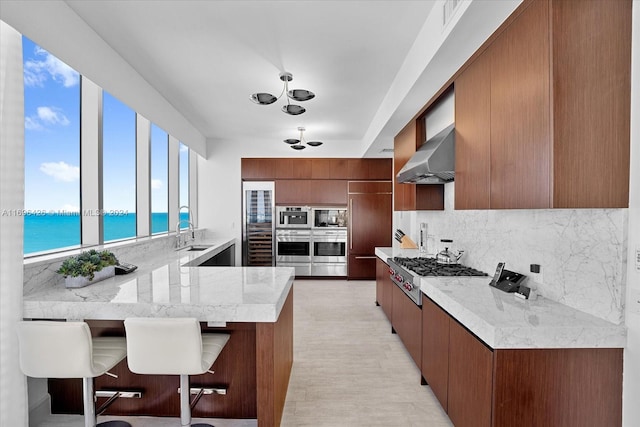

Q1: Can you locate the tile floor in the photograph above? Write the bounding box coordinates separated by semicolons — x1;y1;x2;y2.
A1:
36;280;451;427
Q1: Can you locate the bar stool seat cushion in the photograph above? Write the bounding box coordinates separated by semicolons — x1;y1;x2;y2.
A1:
124;317;229;375
17;321;126;379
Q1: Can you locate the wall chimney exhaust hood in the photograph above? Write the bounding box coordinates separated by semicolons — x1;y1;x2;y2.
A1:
396;123;455;184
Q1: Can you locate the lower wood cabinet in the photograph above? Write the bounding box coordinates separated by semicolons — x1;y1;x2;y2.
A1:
375;259;393;322
421;296;623;427
448;318;493;427
421;296;450;411
390;284;421;367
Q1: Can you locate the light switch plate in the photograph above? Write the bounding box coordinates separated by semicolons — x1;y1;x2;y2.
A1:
636;247;640;272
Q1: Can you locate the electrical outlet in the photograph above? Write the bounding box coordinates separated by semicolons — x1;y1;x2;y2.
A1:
629;289;640;315
636;247;640;272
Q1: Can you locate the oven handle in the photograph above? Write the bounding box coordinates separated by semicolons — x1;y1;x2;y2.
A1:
354;256;377;259
349;198;353;250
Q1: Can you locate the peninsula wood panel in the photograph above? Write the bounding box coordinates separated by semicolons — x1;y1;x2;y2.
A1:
447;319;493;427
454;50;491;210
489;0;551;209
257;288;294;427
492;348;623;427
421;297;450;411
50;322;259;418
551;0;631;208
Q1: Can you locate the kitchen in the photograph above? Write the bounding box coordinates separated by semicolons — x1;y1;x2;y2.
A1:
1;1;639;427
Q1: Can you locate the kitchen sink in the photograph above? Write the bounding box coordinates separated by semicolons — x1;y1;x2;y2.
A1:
185;245;211;252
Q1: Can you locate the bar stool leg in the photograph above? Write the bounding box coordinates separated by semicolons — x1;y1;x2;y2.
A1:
180;374;191;427
83;377;96;427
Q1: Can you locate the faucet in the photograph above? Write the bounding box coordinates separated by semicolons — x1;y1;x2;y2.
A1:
175;205;195;249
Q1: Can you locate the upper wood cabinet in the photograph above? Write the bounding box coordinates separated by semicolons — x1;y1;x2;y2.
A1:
275;179;347;205
242;158;391;181
347;159;392;180
454;0;631;209
393;122;445;211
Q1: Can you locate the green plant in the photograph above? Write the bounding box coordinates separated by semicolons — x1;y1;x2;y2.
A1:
56;249;119;280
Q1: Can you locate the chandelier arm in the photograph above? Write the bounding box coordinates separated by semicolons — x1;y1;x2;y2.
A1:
275;81;286;101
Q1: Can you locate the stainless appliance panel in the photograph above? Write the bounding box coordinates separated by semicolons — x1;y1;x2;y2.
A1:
312;207;348;228
311;263;347;277
277;262;312;277
276;206;312;228
242;182;275;267
276;229;312;264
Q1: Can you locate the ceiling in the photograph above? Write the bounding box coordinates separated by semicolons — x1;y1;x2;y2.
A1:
2;1;522;158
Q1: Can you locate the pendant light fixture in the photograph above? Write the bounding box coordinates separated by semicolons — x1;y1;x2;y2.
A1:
250;72;315;116
283;127;323;150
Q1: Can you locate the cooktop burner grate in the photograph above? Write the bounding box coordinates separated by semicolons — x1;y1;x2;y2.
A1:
392;257;488;277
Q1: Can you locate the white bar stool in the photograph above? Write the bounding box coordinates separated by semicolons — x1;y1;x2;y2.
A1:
16;321;131;427
124;318;230;427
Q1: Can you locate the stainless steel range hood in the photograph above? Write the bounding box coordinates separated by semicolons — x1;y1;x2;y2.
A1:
396;123;455;184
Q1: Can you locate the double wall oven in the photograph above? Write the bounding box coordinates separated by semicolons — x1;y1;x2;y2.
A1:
275;206;347;276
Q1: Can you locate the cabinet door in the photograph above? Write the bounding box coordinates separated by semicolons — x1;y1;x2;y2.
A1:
311;158;348;179
421;297;450;411
314;180;348;205
348;254;378;280
448;319;493;427
347;159;392;180
348;192;392;255
390;284;421;367
274;158;311;179
375;258;394;321
242;158;277;180
455;51;491;210
489;0;551;209
393;122;417;211
275;180;312;205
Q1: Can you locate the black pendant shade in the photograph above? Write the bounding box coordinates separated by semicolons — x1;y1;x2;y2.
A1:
250;72;315;116
284;127;323;150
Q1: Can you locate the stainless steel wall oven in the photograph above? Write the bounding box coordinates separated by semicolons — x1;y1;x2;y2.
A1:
311;228;347;276
276;228;312;276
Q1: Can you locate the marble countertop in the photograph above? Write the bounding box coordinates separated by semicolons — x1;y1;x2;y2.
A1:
375;247;626;349
23;238;295;323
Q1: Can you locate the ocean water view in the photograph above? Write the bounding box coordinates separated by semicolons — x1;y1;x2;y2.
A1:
23;212;189;254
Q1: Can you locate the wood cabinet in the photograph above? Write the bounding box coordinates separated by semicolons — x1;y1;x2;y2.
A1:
454;0;631;209
454;51;491;210
390;283;421;367
375;258;393;322
311;158;348;179
275;180;347;205
420;296;623;427
393;121;445;211
421;297;450;411
347;158;392;180
448;318;493;427
347;182;392;279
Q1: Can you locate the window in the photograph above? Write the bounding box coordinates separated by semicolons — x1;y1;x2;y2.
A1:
179;142;190;228
102;91;136;242
151;124;168;233
23;36;81;254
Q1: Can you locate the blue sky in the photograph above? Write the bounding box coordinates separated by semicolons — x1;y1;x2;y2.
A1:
23;36;189;214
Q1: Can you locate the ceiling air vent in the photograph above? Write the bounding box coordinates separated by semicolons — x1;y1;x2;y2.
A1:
443;0;461;27
380;148;394;153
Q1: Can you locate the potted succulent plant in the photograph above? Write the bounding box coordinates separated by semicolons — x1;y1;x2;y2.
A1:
56;249;119;288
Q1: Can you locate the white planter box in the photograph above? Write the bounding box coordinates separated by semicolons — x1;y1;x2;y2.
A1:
64;266;115;288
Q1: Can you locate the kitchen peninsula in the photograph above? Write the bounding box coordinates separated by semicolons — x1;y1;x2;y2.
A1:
23;238;294;427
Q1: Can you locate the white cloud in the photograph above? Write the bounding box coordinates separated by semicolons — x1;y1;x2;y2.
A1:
25;116;43;131
180;144;189;152
37;106;70;126
24;46;79;88
40;161;80;182
151;179;163;190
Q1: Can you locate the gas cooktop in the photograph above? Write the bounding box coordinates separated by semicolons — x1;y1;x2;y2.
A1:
392;257;488;277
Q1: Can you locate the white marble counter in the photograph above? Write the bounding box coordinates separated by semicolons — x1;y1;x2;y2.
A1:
23;238;295;323
375;247;626;349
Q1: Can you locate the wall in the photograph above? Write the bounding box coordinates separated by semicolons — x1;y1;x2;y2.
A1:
623;3;640;426
394;187;627;324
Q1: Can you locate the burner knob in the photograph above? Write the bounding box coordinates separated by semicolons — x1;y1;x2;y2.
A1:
395;275;403;284
388;268;395;275
405;283;413;291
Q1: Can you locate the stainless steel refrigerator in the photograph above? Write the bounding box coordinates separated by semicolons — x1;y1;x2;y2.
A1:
242;181;275;266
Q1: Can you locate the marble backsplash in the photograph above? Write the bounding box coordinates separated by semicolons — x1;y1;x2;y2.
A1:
23;229;207;296
395;182;628;324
